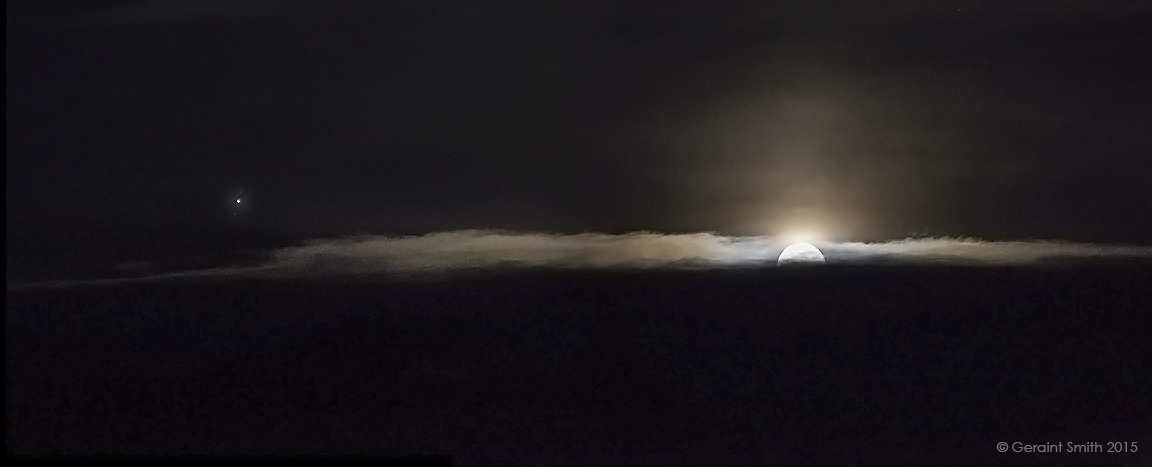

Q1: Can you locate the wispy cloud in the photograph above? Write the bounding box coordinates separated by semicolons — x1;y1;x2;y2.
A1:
823;238;1152;265
9;231;1152;289
256;231;779;276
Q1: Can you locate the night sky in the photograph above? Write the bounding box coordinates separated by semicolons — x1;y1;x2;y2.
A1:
6;0;1152;274
8;2;1152;462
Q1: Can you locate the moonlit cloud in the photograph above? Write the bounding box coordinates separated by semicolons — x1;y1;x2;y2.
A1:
257;231;779;276
821;238;1152;265
249;233;1152;276
9;231;1151;290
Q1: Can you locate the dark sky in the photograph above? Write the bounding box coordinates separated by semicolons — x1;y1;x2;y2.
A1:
7;0;1152;252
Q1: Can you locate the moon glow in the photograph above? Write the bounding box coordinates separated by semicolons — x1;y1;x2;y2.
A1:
777;242;826;265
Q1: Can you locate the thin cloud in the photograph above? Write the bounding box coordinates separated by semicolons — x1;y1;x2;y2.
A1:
823;238;1152;265
255;232;1152;275
9;231;1151;289
258;230;779;276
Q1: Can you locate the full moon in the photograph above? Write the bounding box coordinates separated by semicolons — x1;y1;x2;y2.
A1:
777;242;826;265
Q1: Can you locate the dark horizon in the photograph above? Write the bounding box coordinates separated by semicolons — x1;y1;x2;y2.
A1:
8;263;1152;463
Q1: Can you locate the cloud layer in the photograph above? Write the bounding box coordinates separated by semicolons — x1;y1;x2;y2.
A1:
257;231;778;276
10;231;1152;289
822;238;1152;266
257;232;1152;275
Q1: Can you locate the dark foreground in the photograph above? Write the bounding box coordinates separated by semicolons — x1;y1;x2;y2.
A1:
7;264;1151;465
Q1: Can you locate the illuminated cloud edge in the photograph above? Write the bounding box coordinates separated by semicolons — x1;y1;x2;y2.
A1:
10;231;1152;288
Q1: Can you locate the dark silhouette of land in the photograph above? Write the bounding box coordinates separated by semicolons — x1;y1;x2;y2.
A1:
7;264;1150;465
